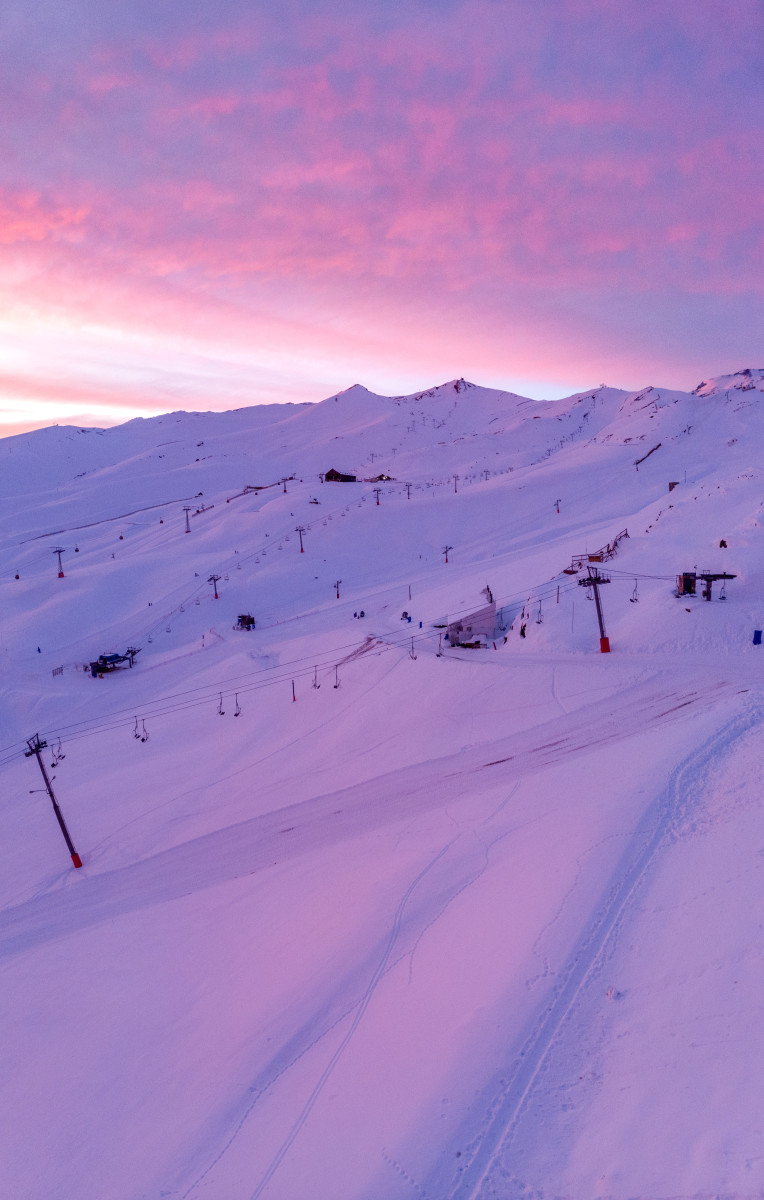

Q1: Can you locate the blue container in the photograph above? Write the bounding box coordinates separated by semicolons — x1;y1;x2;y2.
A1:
754;630;762;646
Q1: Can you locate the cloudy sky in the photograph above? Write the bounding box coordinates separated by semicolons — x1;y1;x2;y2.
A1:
1;0;761;433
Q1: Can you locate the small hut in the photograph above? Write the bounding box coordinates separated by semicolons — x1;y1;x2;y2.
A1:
447;602;497;646
325;468;357;482
676;572;697;597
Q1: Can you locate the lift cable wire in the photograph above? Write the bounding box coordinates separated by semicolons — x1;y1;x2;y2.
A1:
0;571;588;768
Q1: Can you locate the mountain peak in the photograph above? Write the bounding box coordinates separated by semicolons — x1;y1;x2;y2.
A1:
692;368;764;397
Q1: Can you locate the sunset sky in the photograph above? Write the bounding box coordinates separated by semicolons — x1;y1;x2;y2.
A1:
1;0;761;434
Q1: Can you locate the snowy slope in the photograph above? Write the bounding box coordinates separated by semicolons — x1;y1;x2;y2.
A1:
0;369;763;1200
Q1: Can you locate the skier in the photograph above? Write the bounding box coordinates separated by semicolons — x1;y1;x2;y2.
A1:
520;623;527;638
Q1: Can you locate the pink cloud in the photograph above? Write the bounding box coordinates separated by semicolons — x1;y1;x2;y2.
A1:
185;93;242;121
0;0;759;431
84;70;136;96
0;189;89;244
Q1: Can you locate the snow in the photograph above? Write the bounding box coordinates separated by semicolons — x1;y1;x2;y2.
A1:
0;369;763;1198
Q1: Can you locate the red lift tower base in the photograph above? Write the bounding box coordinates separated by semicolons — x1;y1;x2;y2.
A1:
579;566;612;654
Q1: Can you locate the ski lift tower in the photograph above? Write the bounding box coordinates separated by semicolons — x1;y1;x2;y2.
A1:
578;564;612;652
697;570;737;601
25;735;82;868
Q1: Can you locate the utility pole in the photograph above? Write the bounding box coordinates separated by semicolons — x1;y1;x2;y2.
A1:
443;545;453;564
373;487;382;506
406;483;412;500
295;525;306;552
183;506;192;533
25;736;82;868
52;546;66;578
334;579;342;599
208;573;221;599
554;498;561;513
281;477;288;494
453;474;459;493
578;565;611;652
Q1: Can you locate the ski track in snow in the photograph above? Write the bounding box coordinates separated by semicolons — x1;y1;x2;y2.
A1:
179;829;494;1199
436;696;764;1200
245;838;459;1200
182;817;511;1198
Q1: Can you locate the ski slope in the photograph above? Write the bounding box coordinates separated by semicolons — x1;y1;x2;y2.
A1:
0;369;763;1199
